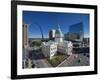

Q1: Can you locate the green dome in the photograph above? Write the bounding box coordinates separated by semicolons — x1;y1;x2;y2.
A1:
55;29;60;34
55;27;63;37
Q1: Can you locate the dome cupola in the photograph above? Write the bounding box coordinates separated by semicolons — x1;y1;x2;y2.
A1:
55;25;63;43
55;25;63;38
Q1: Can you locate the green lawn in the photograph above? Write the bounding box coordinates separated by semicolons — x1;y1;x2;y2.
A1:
31;40;42;47
48;55;68;67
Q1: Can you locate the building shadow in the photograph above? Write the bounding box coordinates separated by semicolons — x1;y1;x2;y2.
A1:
29;50;45;60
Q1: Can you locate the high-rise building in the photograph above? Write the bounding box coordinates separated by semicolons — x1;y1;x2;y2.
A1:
23;23;28;48
49;29;56;40
65;22;84;41
22;23;29;68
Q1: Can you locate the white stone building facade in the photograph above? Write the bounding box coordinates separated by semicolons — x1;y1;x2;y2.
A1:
42;26;73;59
42;41;57;58
57;41;73;55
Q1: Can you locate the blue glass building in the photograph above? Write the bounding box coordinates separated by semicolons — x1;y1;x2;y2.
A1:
65;22;84;41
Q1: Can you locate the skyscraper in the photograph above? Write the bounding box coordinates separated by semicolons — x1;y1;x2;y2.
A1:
65;22;84;41
23;23;28;48
49;29;56;40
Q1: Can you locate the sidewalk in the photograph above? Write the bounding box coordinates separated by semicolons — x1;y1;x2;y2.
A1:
57;54;78;67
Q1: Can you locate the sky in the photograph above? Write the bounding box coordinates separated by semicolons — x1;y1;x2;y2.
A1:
23;11;90;38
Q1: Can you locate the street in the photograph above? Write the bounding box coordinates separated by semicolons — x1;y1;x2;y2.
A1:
29;50;52;68
58;53;89;67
